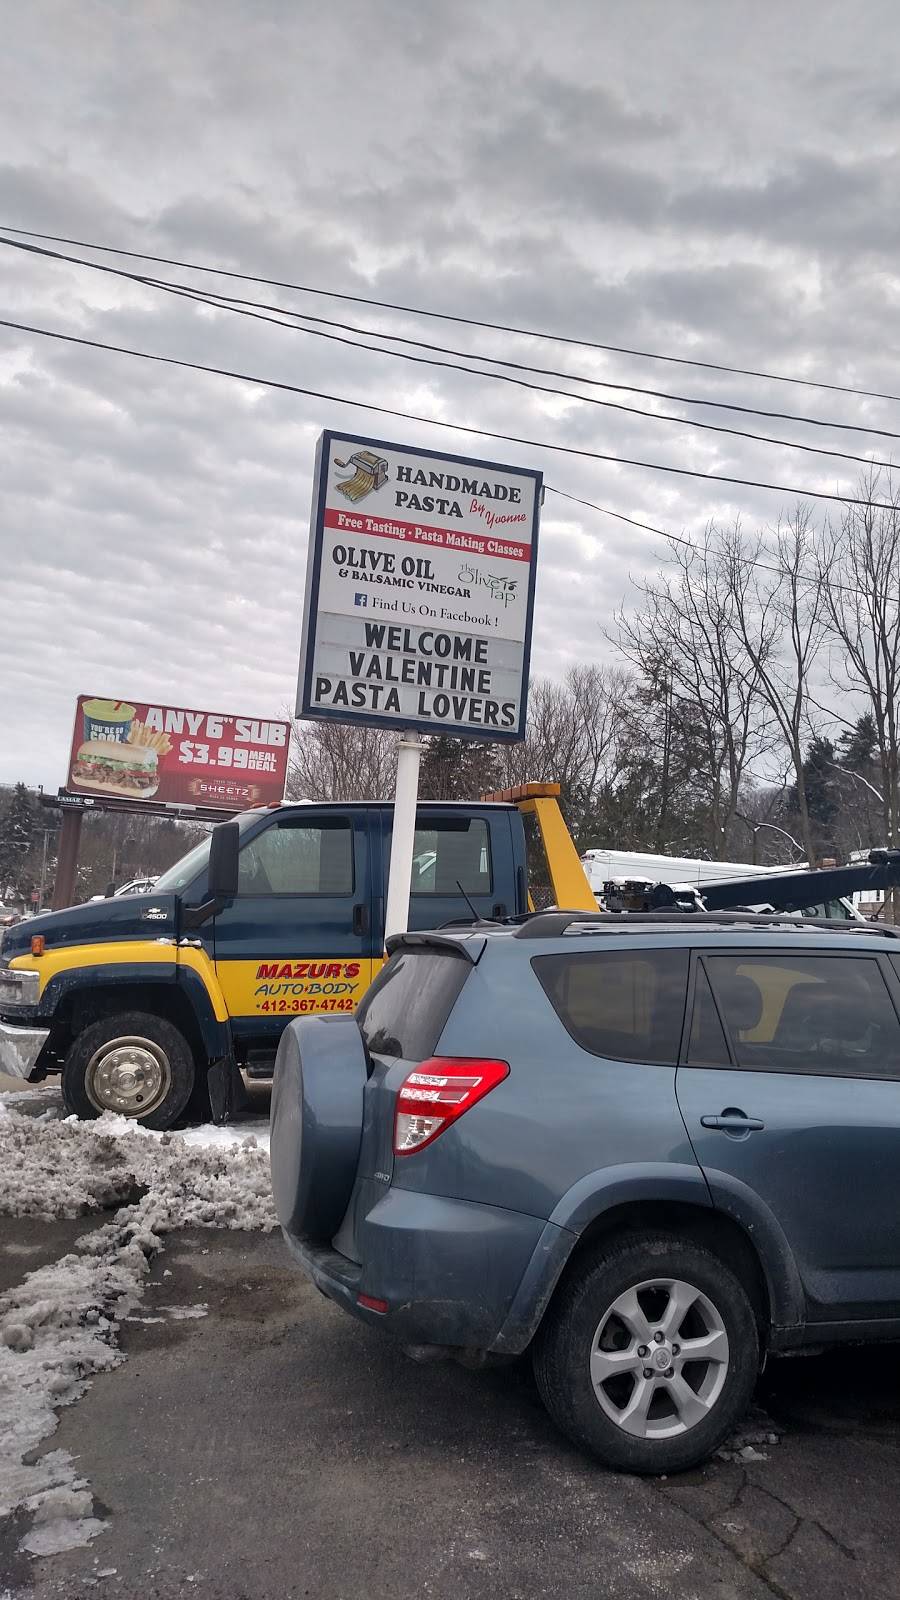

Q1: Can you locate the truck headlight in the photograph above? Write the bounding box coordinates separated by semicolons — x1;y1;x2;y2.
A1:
0;968;40;1010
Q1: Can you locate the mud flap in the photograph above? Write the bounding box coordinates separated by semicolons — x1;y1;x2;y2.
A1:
207;1055;252;1123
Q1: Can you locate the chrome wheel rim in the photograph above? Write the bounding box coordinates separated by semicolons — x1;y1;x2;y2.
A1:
589;1277;729;1440
84;1036;172;1118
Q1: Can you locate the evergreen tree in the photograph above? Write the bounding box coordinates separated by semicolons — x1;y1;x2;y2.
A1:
0;783;39;895
838;714;878;774
418;736;502;801
802;735;837;829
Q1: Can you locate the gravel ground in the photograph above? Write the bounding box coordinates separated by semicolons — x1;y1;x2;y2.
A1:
1;1078;898;1600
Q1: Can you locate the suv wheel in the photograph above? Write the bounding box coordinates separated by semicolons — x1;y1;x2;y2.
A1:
62;1012;196;1131
533;1232;759;1474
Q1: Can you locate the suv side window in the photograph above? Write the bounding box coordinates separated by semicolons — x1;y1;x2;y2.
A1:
705;953;900;1078
533;949;689;1064
238;816;353;896
686;965;730;1066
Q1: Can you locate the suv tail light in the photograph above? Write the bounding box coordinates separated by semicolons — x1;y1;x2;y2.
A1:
394;1057;509;1156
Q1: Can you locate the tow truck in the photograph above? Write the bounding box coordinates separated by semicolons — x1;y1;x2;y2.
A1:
3;775;897;1130
0;784;593;1128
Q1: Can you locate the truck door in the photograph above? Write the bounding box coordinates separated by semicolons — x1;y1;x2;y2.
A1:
212;809;374;1066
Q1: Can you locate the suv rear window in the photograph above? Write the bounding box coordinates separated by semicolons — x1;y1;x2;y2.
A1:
533;949;689;1064
357;948;469;1060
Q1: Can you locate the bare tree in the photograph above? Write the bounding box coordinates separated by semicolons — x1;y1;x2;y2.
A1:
288;718;398;800
614;524;769;858
725;507;826;864
818;471;900;857
498;665;632;843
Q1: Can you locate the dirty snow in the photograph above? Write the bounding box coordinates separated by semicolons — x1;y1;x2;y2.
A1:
715;1408;780;1461
0;1101;274;1224
0;1102;276;1558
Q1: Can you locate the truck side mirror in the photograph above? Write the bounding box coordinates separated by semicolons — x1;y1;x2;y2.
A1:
207;821;240;901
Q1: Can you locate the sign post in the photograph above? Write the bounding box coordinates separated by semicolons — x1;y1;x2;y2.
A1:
383;733;423;943
297;429;542;943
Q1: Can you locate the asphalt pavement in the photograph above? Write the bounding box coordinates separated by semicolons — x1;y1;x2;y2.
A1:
2;1083;899;1600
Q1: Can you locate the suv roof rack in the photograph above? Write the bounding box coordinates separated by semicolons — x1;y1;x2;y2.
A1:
513;909;900;940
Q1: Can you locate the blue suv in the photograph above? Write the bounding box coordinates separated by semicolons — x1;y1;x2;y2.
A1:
270;911;900;1474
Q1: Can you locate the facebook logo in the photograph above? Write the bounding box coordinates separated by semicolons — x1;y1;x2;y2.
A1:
354;592;368;607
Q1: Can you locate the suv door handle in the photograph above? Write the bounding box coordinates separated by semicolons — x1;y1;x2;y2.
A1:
701;1112;765;1133
352;902;369;936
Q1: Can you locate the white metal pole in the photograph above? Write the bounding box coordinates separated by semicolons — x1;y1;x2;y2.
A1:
384;734;423;946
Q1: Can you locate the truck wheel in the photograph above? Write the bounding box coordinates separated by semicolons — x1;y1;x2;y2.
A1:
62;1012;196;1130
533;1232;759;1475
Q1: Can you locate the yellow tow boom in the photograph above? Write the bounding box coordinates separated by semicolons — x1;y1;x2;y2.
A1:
480;783;597;912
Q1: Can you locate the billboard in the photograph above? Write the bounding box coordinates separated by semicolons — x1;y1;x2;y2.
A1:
67;696;290;811
296;430;542;741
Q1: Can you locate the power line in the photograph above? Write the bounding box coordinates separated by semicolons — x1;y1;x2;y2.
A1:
7;234;900;445
191;293;900;442
2;231;896;474
3;313;899;512
3;220;900;408
544;485;853;593
3;230;890;473
0;308;886;597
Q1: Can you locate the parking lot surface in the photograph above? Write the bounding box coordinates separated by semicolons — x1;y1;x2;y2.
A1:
2;1081;899;1600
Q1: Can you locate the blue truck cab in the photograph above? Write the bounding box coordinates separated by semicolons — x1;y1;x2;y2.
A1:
0;799;527;1127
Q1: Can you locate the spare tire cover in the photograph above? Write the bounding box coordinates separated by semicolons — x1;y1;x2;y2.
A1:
269;1015;367;1244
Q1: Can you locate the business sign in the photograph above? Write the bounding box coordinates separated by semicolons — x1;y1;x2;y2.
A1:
296;430;542;740
67;696;290;811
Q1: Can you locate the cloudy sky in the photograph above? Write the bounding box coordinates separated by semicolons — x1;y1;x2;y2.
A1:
2;0;900;789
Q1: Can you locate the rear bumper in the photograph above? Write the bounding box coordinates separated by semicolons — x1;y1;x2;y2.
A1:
0;1016;50;1080
284;1185;572;1354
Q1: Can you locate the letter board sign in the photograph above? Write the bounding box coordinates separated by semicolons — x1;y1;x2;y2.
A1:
296;430;542;740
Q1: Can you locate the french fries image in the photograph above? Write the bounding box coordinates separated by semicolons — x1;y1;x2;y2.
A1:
127;719;173;756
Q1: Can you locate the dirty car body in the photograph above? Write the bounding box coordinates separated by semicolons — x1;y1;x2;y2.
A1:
271;913;900;1473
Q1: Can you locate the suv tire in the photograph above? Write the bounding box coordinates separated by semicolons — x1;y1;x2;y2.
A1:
62;1012;196;1131
533;1232;759;1474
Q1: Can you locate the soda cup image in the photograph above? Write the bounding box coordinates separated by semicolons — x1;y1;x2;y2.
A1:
81;698;136;744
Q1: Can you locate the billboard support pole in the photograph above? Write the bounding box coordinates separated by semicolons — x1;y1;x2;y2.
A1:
384;734;423;946
52;809;83;911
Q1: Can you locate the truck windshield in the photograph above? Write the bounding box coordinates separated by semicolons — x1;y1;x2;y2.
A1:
154;812;265;894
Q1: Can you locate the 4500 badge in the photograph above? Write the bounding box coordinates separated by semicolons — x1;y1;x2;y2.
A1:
252;958;364;1015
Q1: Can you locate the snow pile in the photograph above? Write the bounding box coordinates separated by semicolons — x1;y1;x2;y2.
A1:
0;1102;275;1228
0;1104;277;1557
0;1083;61;1108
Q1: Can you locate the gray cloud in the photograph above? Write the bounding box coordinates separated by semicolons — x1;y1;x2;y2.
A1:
2;0;899;787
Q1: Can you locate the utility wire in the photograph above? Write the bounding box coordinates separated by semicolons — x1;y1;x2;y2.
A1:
0;309;885;598
544;485;866;597
2;312;898;512
3;220;899;407
1;232;896;474
3;230;899;446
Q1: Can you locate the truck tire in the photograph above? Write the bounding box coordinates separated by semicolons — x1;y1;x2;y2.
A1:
270;1015;367;1246
62;1012;196;1131
533;1232;759;1475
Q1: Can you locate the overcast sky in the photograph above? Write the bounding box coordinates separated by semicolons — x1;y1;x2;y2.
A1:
2;0;900;789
